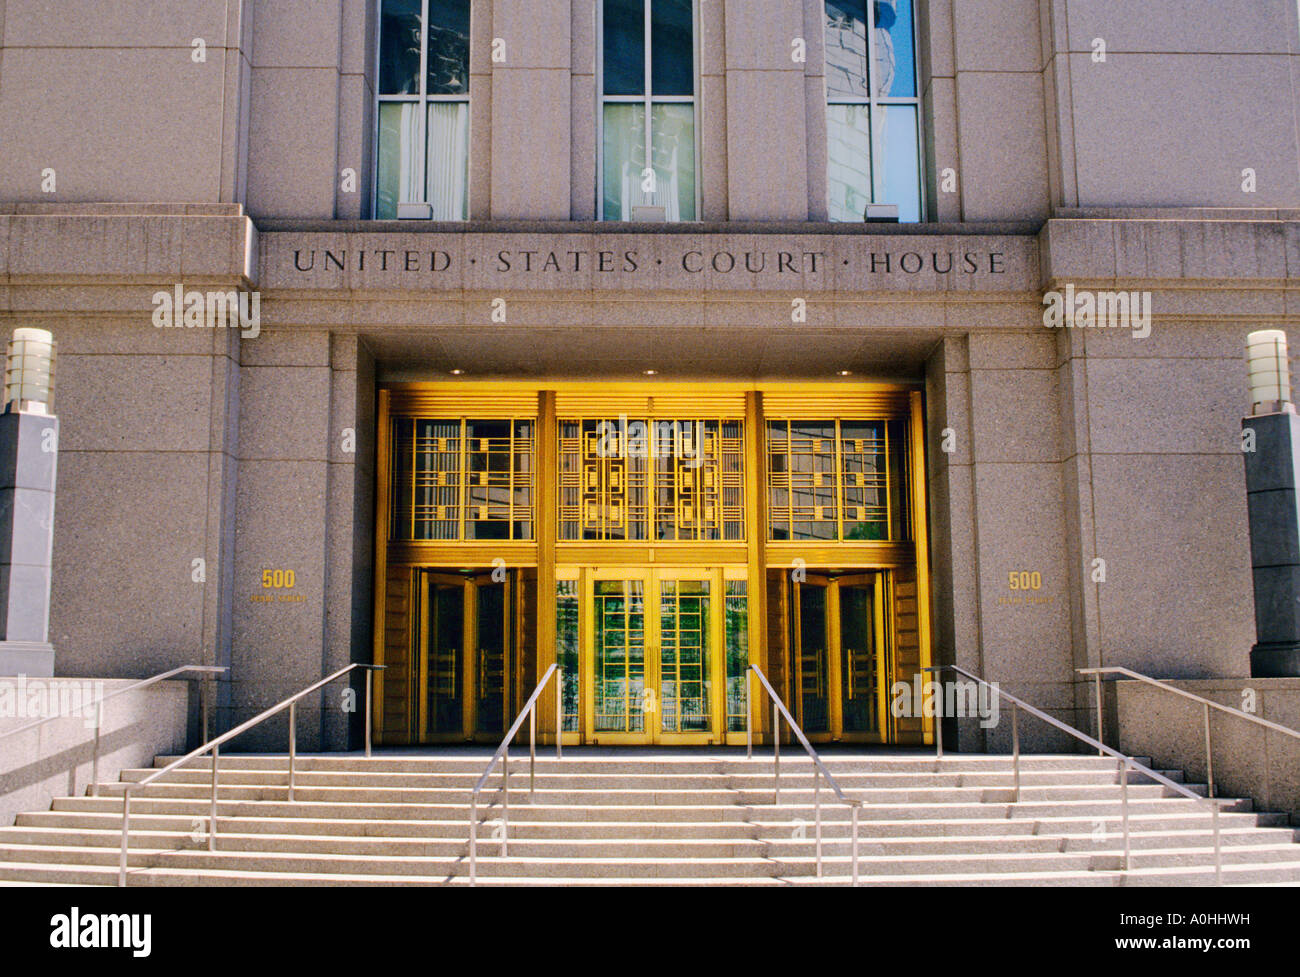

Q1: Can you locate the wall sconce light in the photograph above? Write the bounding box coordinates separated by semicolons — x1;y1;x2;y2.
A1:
4;327;56;415
1246;329;1291;416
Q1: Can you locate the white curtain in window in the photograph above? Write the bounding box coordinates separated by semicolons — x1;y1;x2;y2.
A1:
376;102;423;218
426;103;469;221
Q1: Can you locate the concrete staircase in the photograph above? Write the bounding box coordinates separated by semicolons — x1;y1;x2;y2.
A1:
0;751;1297;886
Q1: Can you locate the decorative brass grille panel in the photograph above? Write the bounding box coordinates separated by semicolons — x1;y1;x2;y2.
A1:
391;418;535;541
767;419;909;541
558;417;745;541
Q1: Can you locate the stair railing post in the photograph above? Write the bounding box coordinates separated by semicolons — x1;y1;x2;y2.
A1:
555;667;563;759
209;743;220;852
364;667;373;759
1011;702;1021;803
814;766;822;878
851;803;859;888
90;700;103;798
1203;702;1216;799
469;794;478;886
934;674;944;760
287;701;296;802
1119;759;1130;872
501;749;509;857
529;701;537;800
117;787;131;887
745;668;752;759
773;701;780;803
1212;801;1223;886
1093;672;1104;755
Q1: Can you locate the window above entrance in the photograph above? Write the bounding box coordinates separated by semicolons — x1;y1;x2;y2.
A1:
824;0;923;222
375;0;471;220
600;0;698;222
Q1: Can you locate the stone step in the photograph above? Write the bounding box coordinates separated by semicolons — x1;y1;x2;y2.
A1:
18;808;1281;840
115;767;1177;789
0;841;1296;880
153;754;1158;775
0;824;1291;859
93;782;1200;806
1;749;1290;887
48;794;1249;823
5;859;1300;887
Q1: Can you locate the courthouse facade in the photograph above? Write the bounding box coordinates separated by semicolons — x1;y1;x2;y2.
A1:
1;0;1297;751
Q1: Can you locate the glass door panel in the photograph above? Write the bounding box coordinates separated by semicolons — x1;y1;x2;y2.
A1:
425;576;465;736
416;569;519;743
580;568;736;744
556;579;581;733
839;578;879;735
593;579;648;734
659;579;710;734
724;581;749;733
474;577;507;735
796;580;831;733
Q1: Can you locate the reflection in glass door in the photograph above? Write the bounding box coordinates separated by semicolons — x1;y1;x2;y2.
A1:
659;578;711;735
593;579;648;735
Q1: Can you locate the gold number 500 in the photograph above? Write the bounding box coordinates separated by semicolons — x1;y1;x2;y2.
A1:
1008;571;1042;591
262;569;296;589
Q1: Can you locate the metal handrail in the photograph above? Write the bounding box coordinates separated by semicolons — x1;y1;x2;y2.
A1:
468;663;562;885
0;665;226;799
1080;665;1300;799
745;664;863;885
926;665;1225;885
107;662;384;887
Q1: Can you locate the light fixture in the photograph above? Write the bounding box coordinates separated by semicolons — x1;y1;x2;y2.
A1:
838;370;853;377
4;328;56;414
1246;330;1291;415
643;370;658;376
449;368;465;376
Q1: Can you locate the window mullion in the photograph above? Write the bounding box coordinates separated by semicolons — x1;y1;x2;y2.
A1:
865;0;877;102
418;0;430;205
644;0;654;204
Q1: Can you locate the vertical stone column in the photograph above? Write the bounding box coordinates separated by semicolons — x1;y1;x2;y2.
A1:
1243;411;1300;677
923;337;982;748
0;412;58;676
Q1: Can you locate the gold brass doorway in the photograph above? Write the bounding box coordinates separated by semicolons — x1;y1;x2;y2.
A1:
417;570;512;742
779;572;889;743
564;567;746;745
